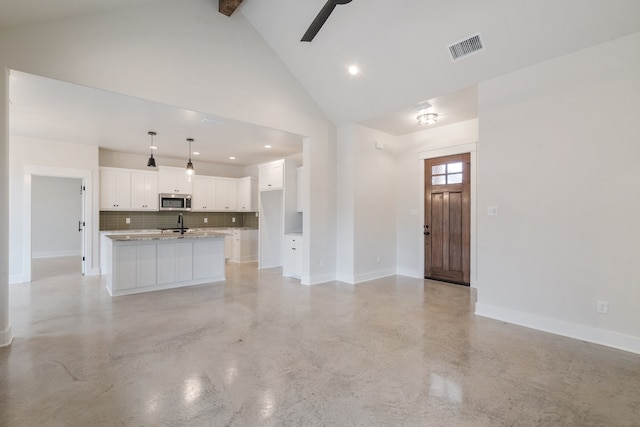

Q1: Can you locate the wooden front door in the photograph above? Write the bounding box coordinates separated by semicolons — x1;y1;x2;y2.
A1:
424;153;470;285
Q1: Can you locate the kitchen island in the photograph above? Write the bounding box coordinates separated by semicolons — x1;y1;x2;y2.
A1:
104;231;226;296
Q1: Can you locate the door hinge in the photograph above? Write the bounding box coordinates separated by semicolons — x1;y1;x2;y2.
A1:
82;256;85;261
80;185;86;193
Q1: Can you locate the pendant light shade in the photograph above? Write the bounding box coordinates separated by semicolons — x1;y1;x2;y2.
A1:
186;138;195;175
147;131;157;167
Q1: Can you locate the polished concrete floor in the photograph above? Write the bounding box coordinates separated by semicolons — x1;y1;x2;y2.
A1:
1;257;639;426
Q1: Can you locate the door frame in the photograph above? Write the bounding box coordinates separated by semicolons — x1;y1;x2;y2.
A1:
23;165;94;283
419;142;477;286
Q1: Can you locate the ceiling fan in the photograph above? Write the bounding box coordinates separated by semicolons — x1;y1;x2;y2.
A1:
301;0;353;42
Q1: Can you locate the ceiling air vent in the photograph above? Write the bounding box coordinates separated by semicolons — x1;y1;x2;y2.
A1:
448;32;484;61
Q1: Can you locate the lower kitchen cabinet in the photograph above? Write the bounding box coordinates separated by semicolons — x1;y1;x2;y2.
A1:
223;229;258;263
193;239;224;279
157;241;193;285
105;235;225;296
283;234;303;279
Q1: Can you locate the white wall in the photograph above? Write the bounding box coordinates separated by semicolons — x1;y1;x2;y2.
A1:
475;34;640;353
395;120;479;278
0;69;10;346
336;124;397;283
31;176;82;258
0;0;337;288
9;136;100;283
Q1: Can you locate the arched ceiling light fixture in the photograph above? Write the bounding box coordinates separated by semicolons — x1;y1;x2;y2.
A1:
186;138;195;175
417;113;438;126
147;131;157;167
416;102;438;126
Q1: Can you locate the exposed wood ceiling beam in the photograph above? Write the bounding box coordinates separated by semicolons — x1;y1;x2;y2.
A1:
219;0;243;17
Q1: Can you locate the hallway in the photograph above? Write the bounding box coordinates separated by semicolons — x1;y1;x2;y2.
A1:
2;261;639;425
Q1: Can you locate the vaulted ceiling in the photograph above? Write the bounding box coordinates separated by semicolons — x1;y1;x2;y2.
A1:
3;0;640;163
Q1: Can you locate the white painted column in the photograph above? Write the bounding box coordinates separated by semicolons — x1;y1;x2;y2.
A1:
0;68;12;346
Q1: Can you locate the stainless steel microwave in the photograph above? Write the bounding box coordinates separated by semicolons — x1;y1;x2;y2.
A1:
159;193;192;211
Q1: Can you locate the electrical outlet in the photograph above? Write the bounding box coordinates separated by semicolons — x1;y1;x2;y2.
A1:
125;217;130;224
487;206;499;216
255;212;259;217
203;218;208;224
597;300;608;314
232;217;236;223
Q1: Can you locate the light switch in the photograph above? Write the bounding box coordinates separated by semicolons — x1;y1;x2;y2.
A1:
204;218;208;224
125;217;131;224
487;206;499;216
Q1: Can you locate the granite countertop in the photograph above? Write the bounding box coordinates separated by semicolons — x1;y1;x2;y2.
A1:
107;230;228;242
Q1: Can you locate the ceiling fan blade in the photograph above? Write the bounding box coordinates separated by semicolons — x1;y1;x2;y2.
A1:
301;1;337;42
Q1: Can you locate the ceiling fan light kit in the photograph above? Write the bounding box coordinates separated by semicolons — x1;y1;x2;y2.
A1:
301;0;353;42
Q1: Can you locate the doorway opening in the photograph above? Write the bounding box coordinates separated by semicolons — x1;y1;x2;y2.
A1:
22;165;93;284
424;153;471;285
31;176;84;282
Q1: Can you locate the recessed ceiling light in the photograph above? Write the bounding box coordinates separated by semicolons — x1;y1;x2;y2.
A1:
201;118;224;125
229;156;236;160
150;145;157;150
193;151;200;155
264;145;272;149
348;65;360;75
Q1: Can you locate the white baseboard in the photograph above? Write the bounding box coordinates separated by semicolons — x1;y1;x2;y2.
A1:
354;268;396;284
32;250;81;259
9;274;24;285
475;302;640;355
0;324;12;347
395;268;422;279
307;273;335;286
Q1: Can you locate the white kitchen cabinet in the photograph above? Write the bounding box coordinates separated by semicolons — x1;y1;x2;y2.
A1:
105;235;225;296
224;233;234;260
157;241;193;285
137;244;157;287
193;239;225;280
236;177;257;212
159;167;192;194
283;234;303;279
214;178;237;211
113;243;157;290
296;166;303;213
237;229;258;263
130;171;158;210
258;159;284;191
100;168;131;210
192;176;216;211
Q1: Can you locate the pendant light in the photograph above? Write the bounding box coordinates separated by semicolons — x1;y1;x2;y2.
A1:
186;138;195;175
147;131;157;167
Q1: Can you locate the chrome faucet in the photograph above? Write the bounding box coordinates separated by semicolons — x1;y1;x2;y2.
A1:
177;213;185;235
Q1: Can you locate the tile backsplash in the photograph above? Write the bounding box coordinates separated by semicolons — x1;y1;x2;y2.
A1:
100;211;259;231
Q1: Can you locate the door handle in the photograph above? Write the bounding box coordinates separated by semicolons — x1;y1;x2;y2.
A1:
78;221;82;232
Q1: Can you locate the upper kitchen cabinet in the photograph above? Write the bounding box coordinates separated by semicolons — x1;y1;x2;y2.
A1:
258;159;284;191
100;168;131;210
192;176;216;211
237;177;257;212
130;171;158;211
158;166;193;194
214;178;237;211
